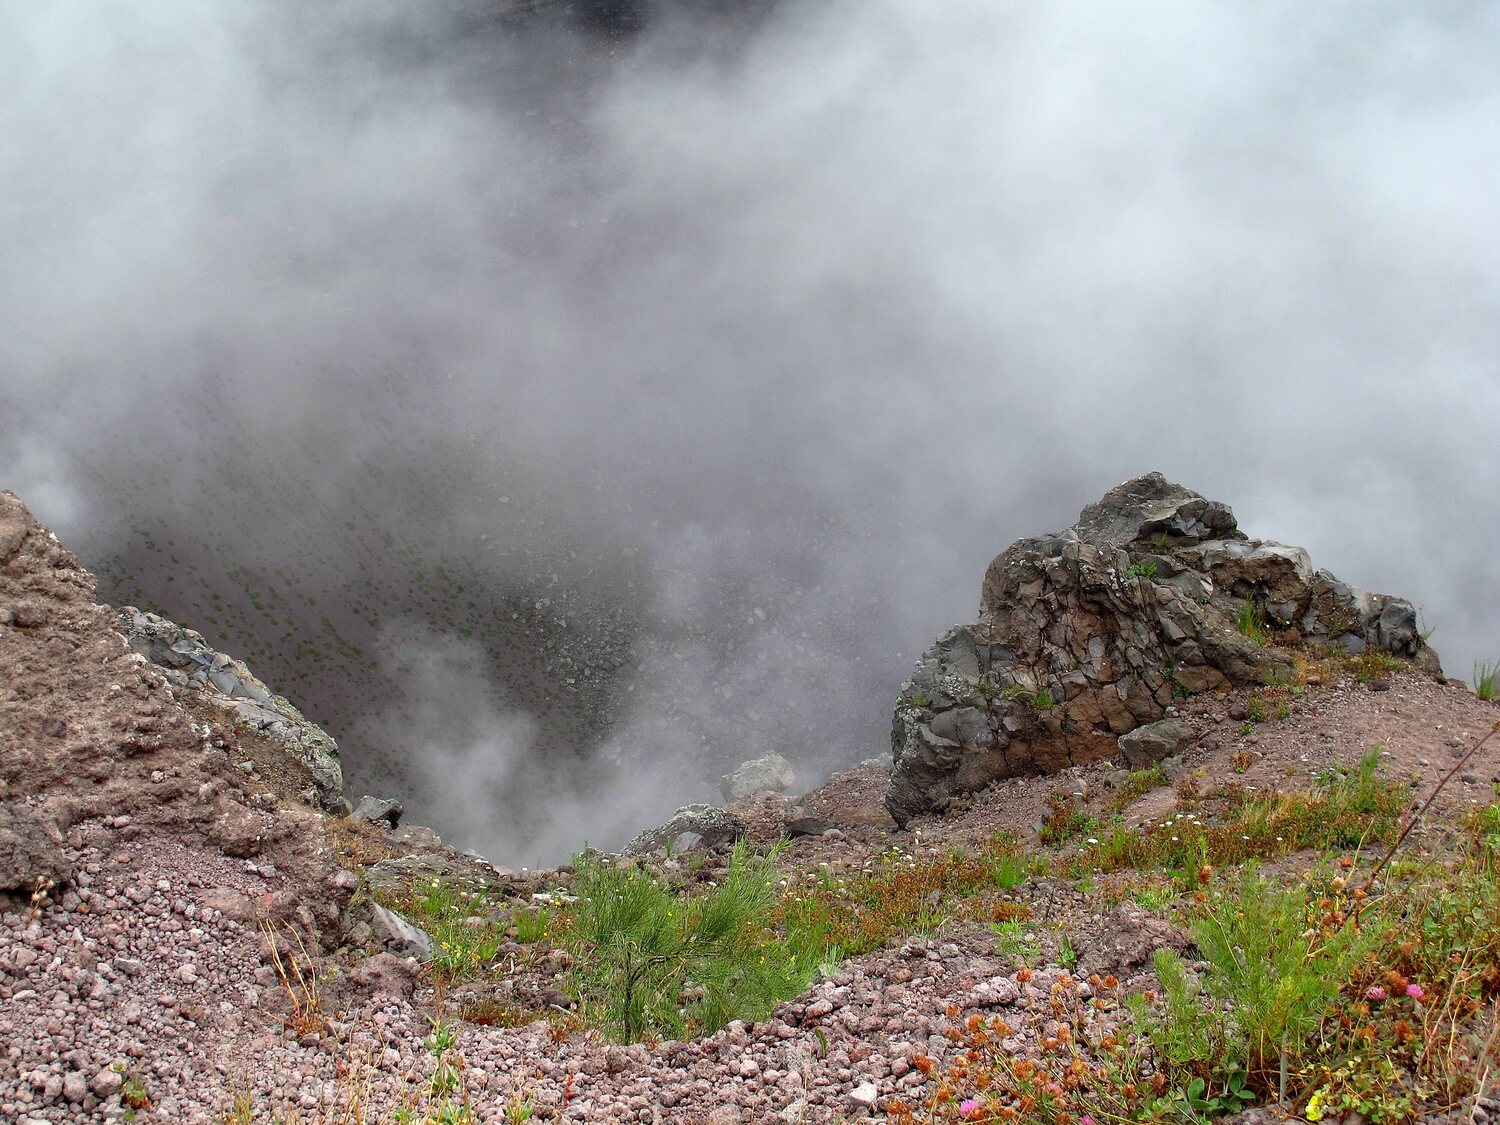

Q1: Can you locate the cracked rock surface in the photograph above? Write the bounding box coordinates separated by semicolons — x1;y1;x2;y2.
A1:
887;472;1440;825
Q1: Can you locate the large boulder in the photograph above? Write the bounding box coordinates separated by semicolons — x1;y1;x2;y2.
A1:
887;473;1439;825
721;752;797;802
1117;718;1197;769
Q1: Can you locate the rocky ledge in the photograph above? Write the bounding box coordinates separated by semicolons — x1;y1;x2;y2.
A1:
887;472;1440;825
116;607;346;812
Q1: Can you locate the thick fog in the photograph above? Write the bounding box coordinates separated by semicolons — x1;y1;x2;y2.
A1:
3;0;1496;864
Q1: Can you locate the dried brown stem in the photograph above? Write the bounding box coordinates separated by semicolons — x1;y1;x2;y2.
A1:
1351;718;1500;924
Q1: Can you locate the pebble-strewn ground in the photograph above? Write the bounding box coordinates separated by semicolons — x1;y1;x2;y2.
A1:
5;489;1499;1123
2;821;1145;1123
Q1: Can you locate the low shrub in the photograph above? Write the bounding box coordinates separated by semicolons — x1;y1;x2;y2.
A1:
565;844;809;1042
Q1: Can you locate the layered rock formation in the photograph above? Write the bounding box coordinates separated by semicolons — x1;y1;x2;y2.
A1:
116;607;346;812
887;473;1439;825
0;489;351;934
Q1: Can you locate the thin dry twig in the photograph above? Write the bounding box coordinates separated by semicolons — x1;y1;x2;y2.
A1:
1352;720;1500;924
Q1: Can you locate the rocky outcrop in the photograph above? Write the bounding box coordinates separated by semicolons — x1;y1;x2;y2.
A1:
623;804;749;856
363;823;511;895
117;606;346;812
0;489;354;951
887;473;1440;825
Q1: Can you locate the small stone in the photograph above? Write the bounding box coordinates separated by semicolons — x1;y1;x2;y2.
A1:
62;1071;87;1104
849;1082;879;1108
90;1068;123;1098
369;904;431;960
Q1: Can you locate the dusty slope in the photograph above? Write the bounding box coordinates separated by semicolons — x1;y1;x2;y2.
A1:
2;489;1497;1123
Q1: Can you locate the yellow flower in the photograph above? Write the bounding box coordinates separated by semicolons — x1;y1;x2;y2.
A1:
1305;1090;1326;1121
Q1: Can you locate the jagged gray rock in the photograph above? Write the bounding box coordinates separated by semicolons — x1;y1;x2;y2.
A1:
116;606;345;812
352;795;404;830
623;804;748;856
364;823;509;895
369;903;432;960
887;472;1440;826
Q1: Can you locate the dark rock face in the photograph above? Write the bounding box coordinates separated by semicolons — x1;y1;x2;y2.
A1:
886;473;1439;826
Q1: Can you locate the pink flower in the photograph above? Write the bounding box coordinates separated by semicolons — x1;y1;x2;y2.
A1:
959;1099;982;1120
1081;1117;1098;1125
1366;986;1387;1001
1045;1083;1063;1096
1406;983;1426;1001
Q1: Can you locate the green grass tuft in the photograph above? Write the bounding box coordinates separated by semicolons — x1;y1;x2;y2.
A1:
1474;659;1498;701
1236;600;1269;646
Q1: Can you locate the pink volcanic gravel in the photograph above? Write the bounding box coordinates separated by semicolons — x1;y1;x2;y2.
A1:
2;837;1110;1123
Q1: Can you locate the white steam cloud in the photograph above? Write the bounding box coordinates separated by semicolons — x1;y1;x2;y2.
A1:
2;0;1496;864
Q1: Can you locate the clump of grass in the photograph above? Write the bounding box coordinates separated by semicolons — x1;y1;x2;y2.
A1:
1038;791;1099;847
376;880;510;984
1032;688;1057;711
1127;560;1159;581
459;999;546;1029
1106;765;1167;814
1068;748;1405;881
1474;659;1498;701
991;918;1039;963
513;906;550;944
1337;648;1402;683
1237;600;1269;646
326;817;403;868
1147;863;1386;1087
893;794;1500;1123
261;921;324;1037
776;834;1037;958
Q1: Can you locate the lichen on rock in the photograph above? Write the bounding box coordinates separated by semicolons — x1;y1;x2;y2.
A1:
886;472;1440;825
